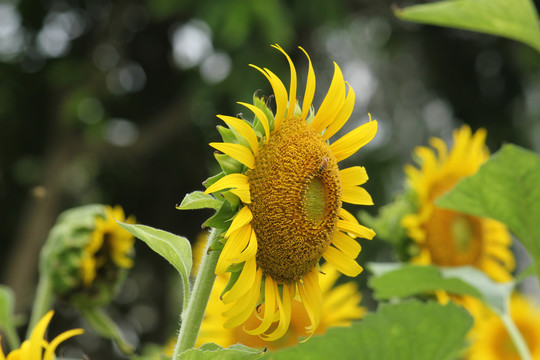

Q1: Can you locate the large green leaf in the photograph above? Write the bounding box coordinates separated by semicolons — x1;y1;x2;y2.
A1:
437;144;540;273
268;300;472;360
394;0;540;53
118;222;192;281
369;263;514;314
180;343;265;360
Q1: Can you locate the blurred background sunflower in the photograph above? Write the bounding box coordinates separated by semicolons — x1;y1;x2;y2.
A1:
1;0;539;358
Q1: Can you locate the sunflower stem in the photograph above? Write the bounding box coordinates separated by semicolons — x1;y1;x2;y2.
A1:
173;228;222;358
500;312;532;360
26;272;53;339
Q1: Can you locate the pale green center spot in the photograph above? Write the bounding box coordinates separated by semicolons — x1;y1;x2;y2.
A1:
304;177;326;226
451;216;474;252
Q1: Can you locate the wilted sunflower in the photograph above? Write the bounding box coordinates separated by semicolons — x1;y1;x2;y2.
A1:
204;44;377;340
81;205;136;287
196;263;366;349
402;125;514;281
466;294;540;360
0;311;83;360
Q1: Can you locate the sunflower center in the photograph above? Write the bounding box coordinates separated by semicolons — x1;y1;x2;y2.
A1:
247;116;342;283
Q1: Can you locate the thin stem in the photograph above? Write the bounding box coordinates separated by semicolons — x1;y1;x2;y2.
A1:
500;312;532;360
3;321;20;351
173;228;222;358
26;272;53;339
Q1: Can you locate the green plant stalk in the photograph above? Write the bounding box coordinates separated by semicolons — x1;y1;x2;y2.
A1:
173;228;222;358
26;272;53;338
3;322;21;350
500;312;532;360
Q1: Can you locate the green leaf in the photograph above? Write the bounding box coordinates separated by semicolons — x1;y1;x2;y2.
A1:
269;300;472;360
369;263;515;314
368;263;482;300
0;285;20;350
177;191;222;211
81;307;134;354
394;0;540;53
117;222;192;282
437;145;540;275
180;343;265;360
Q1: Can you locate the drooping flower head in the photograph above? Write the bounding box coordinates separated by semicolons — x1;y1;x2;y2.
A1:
204;45;377;340
0;311;83;360
42;204;135;308
466;294;540;360
401;126;514;281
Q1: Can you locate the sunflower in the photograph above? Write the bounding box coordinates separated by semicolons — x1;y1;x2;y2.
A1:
466;294;540;360
195;262;366;349
204;44;377;341
401;125;514;281
0;311;83;360
81;205;136;287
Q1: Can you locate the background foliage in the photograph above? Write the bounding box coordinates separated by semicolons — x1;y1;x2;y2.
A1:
1;0;540;358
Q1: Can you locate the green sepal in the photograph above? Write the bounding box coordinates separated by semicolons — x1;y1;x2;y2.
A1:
81;307;135;354
218;125;238;144
253;94;275;132
177;191;222;211
220;266;243;299
203;200;237;229
203;172;225;190
222;191;240;208
215;153;244;175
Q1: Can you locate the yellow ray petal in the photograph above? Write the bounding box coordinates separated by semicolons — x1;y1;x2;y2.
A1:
340;166;368;187
298;269;322;339
217;115;259;155
233;229;258;263
222;257;257;304
230;188;251;204
224;206;253;238
249;65;287;131
336;219;375;240
245;276;276;335
272;44;297;119
223;267;263;328
204;173;249;196
342;185;373;205
329;119;378;163
312;62;346;133
299;47;316;121
216;225;251;274
262;281;292;341
28;310;54;359
210;142;255;169
323;246;363;277
323;82;355;140
44;328;84;360
332;231;361;259
238;102;271;142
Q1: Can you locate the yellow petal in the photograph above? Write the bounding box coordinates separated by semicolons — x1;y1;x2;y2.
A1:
342;186;373;205
222;257;257;304
249;65;287;131
233;229;258;263
340;166;368;187
244;276;276;335
337;219;375;240
238;102;271;142
298;269;322;339
223;268;263;328
216;224;251;274
210;142;255;169
224;206;253;238
217;115;259;156
323;82;355;140
323;246;363;277
230;188;251;204
312;62;346;133
204;173;249;196
262;281;292;341
299;47;316;121
330;120;378;163
28;310;54;359
44;328;84;360
272;44;297;119
332;231;361;259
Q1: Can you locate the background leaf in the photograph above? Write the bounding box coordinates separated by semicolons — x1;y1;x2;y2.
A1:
267;300;472;360
394;0;540;53
436;145;540;278
177;191;222;211
0;285;19;350
369;263;514;314
180;343;266;360
118;222;192;281
81;307;134;354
